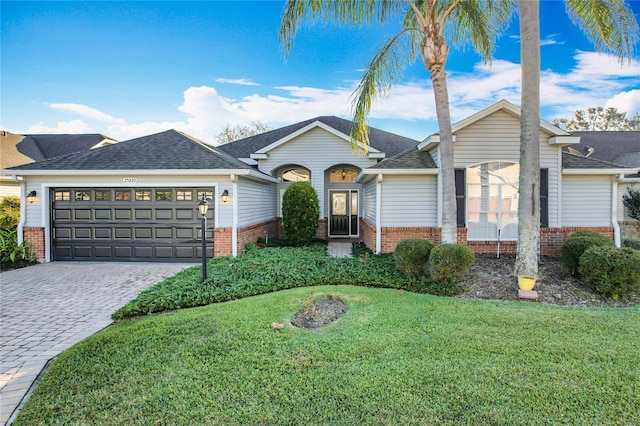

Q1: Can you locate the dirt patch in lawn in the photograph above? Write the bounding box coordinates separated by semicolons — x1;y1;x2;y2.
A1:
291;295;349;329
457;254;639;307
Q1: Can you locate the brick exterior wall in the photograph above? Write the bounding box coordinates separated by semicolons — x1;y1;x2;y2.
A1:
213;227;232;258
236;219;281;254
23;227;45;260
277;218;328;240
360;221;614;258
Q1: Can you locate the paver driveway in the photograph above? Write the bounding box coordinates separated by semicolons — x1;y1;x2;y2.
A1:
0;262;192;425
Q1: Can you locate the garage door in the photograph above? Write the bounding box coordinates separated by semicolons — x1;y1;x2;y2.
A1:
51;187;214;261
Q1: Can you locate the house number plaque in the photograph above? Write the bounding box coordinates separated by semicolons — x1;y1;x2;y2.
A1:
123;177;138;184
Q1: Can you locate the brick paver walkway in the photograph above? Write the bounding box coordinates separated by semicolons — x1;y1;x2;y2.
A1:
0;262;192;425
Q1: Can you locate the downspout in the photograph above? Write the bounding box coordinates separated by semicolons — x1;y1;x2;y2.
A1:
15;176;26;245
376;174;382;254
436;147;442;227
612;174;622;247
231;174;238;257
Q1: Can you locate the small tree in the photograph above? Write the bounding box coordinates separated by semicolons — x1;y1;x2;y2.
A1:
553;107;640;131
0;196;21;228
623;187;640;221
281;182;319;246
215;121;271;145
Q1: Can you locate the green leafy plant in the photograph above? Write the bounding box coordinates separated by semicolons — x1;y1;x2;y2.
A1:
0;196;21;228
428;244;475;285
560;232;615;276
281;182;320;246
394;238;434;278
578;246;640;298
0;226;34;266
622;237;640;251
622;187;640;221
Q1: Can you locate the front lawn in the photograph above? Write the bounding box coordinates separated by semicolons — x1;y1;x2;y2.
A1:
15;286;640;425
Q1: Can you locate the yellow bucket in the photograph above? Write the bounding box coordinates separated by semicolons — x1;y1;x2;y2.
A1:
517;275;536;291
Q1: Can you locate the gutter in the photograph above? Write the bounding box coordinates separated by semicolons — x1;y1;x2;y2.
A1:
612;174;622;247
376;174;382;254
231;174;238;257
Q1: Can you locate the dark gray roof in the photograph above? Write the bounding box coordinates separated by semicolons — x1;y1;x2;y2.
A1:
569;131;640;167
7;130;257;171
562;151;636;169
369;148;437;169
218;116;418;158
17;134;113;162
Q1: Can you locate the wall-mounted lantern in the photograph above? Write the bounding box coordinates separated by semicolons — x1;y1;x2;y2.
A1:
27;190;37;204
221;189;229;203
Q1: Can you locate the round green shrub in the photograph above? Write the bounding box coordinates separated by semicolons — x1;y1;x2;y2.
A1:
578;246;640;298
0;196;20;228
281;182;320;247
393;238;434;278
559;233;614;276
429;244;475;285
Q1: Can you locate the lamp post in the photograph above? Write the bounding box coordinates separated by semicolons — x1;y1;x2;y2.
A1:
198;196;209;282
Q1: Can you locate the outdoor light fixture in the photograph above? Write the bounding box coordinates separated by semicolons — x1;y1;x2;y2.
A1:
221;189;229;203
26;190;37;203
197;196;209;282
341;169;347;180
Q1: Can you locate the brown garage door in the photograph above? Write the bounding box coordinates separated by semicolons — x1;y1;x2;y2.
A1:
51;187;214;261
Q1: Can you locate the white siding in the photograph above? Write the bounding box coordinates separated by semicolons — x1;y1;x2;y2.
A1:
0;180;20;199
380;175;437;227
258;127;378;217
363;178;377;223
453;110;560;227
562;175;612;226
237;178;276;227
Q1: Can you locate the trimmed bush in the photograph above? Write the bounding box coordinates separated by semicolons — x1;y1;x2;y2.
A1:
560;233;615;276
394;239;434;278
281;182;320;247
429;244;475;285
0;196;20;228
622;237;640;251
578;246;640;298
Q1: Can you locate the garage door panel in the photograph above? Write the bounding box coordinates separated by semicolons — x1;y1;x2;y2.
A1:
52;187;214;261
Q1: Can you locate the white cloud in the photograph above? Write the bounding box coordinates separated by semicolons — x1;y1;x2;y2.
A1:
47;103;127;125
605;90;640;115
215;78;260;86
25;119;92;134
540;34;565;46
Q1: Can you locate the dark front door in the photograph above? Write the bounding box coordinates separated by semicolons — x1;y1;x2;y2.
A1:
329;190;358;237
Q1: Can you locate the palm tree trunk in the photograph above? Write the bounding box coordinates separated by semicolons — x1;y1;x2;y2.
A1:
515;0;540;278
431;65;457;244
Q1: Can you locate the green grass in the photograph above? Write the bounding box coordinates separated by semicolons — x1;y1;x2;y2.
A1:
15;286;640;425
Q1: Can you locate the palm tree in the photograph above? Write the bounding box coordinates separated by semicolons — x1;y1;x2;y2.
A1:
515;0;638;278
280;0;513;244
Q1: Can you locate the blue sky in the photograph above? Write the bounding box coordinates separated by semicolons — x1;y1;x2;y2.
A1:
2;0;639;143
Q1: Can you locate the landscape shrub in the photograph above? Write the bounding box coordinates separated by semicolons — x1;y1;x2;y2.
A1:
0;196;20;228
428;244;475;285
622;237;640;251
394;238;434;278
113;245;461;320
281;182;319;246
578;246;640;298
559;232;615;276
0;227;34;268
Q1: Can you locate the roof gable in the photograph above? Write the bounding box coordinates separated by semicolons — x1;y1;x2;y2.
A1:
17;134;115;162
218;116;417;160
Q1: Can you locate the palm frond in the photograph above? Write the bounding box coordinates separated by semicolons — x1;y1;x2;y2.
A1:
565;0;638;63
350;31;415;152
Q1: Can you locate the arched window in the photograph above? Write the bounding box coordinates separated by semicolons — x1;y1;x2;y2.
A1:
466;162;519;240
329;168;357;182
281;168;310;182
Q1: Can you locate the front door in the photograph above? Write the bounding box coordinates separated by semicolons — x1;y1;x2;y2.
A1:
329;190;359;237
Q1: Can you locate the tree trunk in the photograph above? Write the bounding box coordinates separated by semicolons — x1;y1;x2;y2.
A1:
515;0;540;278
430;65;457;244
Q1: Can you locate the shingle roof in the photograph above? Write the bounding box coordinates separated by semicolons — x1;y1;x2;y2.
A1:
17;134;113;162
562;151;633;169
218;116;418;158
569;131;640;167
7;130;257;171
369;148;437;169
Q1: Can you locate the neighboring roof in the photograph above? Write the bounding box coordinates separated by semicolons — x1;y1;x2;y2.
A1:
16;133;116;162
218;116;418;159
367;148;437;170
568;131;640;167
5;130;269;175
1;131;33;169
562;151;639;175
